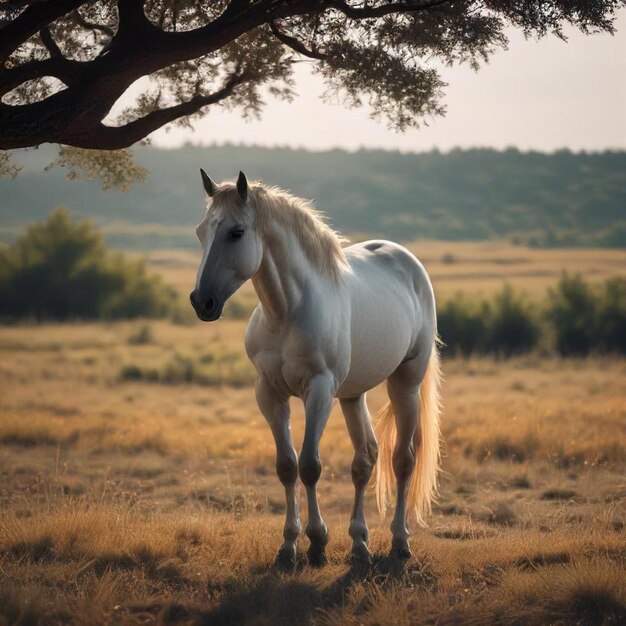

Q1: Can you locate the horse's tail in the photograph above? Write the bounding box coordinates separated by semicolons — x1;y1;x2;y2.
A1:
375;341;442;526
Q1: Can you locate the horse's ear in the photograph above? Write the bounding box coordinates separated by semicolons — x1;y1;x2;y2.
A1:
237;171;248;203
200;169;216;197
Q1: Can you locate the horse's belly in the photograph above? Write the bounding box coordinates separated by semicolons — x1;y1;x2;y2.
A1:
336;358;401;399
337;308;414;399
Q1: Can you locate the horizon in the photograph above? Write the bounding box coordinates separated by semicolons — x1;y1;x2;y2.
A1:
143;142;626;156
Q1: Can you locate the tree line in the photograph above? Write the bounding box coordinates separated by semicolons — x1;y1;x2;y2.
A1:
1;145;624;250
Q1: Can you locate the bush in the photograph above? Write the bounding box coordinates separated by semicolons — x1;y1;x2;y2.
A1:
0;209;176;320
484;285;540;356
127;323;155;345
438;274;626;358
438;286;539;357
545;273;596;356
437;294;488;357
595;277;626;353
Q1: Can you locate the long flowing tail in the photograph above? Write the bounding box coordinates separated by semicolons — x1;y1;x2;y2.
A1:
375;342;442;526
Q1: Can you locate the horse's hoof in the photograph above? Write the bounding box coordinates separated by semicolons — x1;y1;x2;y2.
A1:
307;544;327;568
349;545;372;578
350;544;372;567
275;545;297;572
390;539;412;561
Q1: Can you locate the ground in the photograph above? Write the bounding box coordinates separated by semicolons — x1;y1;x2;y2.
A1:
0;241;625;625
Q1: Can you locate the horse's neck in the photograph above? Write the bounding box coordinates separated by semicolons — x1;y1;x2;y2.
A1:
252;225;324;325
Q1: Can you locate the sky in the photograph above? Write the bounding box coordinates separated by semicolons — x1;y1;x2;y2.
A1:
146;10;626;153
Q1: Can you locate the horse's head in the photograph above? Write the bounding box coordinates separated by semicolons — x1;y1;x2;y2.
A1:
190;170;262;322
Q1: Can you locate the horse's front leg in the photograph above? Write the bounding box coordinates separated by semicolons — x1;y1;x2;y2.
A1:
299;372;335;567
255;378;300;570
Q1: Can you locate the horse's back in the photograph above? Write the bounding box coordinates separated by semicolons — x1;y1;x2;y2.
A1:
337;240;436;398
344;240;434;308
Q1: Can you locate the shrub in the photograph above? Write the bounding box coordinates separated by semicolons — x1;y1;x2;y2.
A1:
595;277;626;354
127;323;155;345
438;286;539;357
484;284;540;356
437;293;488;357
545;273;596;356
119;364;145;381
0;209;176;320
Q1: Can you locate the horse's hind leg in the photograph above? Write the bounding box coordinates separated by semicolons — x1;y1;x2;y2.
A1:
340;394;378;566
387;357;427;560
256;378;300;569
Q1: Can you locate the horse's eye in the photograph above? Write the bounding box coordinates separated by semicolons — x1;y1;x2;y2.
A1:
228;228;244;242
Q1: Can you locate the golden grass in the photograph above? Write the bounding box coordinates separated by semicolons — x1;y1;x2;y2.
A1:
1;241;625;625
1;500;624;625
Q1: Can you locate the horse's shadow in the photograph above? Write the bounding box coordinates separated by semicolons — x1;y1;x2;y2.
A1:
153;553;435;626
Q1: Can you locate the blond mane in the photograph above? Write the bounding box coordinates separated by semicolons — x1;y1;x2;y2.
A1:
215;182;349;281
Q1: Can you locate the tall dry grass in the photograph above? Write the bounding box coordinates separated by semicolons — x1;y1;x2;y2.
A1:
1;241;625;625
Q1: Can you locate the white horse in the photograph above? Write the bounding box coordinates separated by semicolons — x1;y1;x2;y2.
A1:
190;171;441;569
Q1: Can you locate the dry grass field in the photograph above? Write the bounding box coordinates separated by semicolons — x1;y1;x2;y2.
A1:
1;241;625;625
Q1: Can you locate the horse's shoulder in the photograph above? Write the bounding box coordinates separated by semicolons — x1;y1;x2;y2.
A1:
245;306;269;354
245;306;306;355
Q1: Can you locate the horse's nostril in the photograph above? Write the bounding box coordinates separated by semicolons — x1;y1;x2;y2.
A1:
204;296;216;312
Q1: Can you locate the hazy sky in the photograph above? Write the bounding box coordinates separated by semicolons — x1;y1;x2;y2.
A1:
147;10;626;153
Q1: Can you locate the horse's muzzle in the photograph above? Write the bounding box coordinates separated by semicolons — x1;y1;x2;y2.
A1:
190;290;222;322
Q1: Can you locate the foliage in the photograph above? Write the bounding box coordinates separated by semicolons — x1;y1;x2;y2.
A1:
546;273;597;356
484;285;540;357
595;277;626;353
1;145;625;247
0;0;623;173
439;286;540;357
437;294;488;357
47;147;148;192
440;277;626;357
0;151;20;178
0;208;175;320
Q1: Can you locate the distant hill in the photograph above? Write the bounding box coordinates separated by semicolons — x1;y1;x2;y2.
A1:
1;145;625;250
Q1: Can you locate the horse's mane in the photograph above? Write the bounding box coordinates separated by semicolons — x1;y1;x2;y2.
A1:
216;182;349;281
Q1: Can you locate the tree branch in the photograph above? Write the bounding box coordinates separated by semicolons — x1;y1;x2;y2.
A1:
1;0;459;150
116;0;150;33
327;0;451;19
0;0;43;12
224;0;252;14
269;19;327;60
72;8;115;39
39;25;63;58
83;73;250;150
0;0;84;61
0;0;523;152
0;57;84;96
